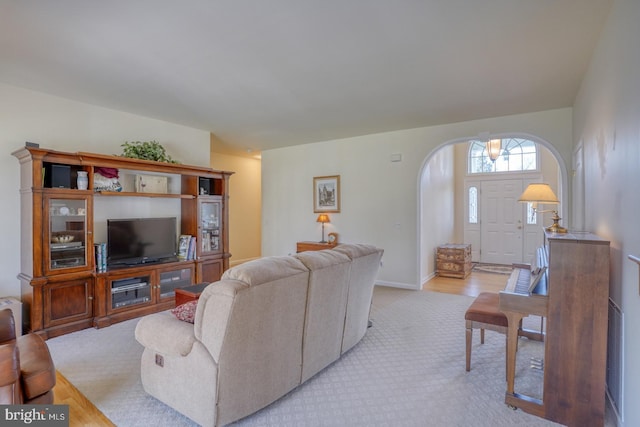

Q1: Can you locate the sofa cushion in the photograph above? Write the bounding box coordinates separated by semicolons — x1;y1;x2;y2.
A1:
222;255;309;287
332;243;383;260
333;243;384;353
294;249;351;382
171;301;198;323
208;256;310;426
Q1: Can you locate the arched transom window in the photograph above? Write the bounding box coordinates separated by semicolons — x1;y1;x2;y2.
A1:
468;138;538;173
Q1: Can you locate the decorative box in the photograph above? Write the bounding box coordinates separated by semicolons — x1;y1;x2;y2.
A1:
436;244;472;279
135;174;168;193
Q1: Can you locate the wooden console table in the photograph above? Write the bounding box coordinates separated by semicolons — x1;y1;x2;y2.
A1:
296;241;337;253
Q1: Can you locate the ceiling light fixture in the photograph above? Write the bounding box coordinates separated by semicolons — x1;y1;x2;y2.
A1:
486;138;502;162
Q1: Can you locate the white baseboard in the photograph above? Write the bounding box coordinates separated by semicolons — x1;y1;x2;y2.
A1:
421;271;436;287
375;280;420;290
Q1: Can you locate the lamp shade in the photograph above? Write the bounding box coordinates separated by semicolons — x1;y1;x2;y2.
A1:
316;214;330;223
486;139;502;161
518;183;559;204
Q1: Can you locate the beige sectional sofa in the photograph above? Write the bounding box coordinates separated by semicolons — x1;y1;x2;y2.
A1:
134;243;383;426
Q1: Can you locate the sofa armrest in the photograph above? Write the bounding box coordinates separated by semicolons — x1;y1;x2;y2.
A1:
16;334;56;401
0;309;17;344
0;343;19;387
135;312;198;357
0;343;20;404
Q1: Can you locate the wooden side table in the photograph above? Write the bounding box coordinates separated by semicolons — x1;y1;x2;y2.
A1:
296;241;337;253
175;282;209;306
296;242;337;252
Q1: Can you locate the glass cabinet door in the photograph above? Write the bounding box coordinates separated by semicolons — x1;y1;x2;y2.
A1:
48;198;88;270
199;199;221;254
158;267;193;300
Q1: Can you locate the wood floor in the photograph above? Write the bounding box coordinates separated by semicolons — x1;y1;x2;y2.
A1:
52;268;507;426
54;371;115;427
422;269;509;296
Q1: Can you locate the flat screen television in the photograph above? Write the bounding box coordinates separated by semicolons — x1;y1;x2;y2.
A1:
107;217;178;266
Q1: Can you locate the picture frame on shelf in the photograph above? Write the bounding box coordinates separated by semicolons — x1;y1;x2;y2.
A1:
313;175;340;213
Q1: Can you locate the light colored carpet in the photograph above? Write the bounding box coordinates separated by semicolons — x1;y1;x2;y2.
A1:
46;287;610;427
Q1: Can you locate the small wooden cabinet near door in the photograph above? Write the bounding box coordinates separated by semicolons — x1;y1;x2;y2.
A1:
436;244;472;278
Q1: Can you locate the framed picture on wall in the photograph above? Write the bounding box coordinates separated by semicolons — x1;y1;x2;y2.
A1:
313;175;340;213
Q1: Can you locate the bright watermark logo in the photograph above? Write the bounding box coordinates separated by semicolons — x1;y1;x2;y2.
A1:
1;405;68;426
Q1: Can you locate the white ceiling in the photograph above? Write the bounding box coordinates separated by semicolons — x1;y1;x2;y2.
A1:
0;0;612;154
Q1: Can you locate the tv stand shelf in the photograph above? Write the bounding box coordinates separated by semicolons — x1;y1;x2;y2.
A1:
94;260;196;328
13;146;233;339
96;191;195;199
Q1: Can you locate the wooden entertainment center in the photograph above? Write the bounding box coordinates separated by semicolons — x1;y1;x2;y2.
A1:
13;146;233;338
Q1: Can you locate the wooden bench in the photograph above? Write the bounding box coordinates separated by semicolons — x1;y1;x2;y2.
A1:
464;292;508;372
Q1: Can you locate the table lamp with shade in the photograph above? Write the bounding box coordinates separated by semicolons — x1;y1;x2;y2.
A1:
518;183;567;233
316;214;330;242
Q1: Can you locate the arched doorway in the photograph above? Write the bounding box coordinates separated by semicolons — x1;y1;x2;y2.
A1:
417;134;568;287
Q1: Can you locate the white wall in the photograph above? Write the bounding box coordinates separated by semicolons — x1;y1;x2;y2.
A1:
262;108;573;288
420;145;454;285
573;1;640;424
0;83;211;299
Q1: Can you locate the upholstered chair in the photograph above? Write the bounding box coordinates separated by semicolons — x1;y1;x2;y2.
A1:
0;309;56;404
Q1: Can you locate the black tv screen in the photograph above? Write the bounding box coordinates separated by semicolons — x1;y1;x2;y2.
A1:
107;217;178;266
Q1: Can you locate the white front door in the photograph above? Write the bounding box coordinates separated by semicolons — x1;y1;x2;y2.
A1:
480;180;524;264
